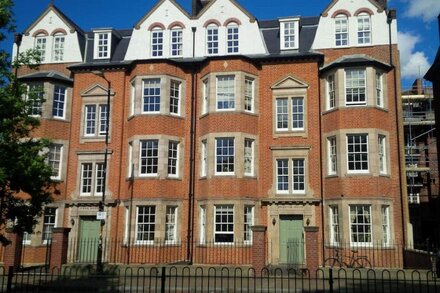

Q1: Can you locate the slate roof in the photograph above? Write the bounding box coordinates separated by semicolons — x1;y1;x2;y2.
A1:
18;71;73;83
320;55;392;73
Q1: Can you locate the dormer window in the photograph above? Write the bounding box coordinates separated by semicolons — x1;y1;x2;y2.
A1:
151;28;164;57
35;34;47;62
357;13;371;45
206;24;219;55
279;18;299;50
170;27;183;57
94;31;111;59
335;15;348;46
226;23;239;54
53;33;65;61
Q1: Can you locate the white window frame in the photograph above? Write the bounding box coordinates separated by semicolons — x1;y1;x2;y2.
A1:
214;205;234;244
276;97;305;132
329;206;340;246
94;32;111;59
23;232;32;245
292;158;305;194
376;72;383;107
165;206;178;244
80;162;105;196
357;13;371;45
244;77;254;113
206;24;219;55
327;74;336;110
123;206;130;245
202;79;209;115
151;28;164;57
346;134;369;173
130;81;135;117
128;142;133;178
280;19;299;50
201;140;207;177
27;84;43;117
276;98;289;131
381;205;391;247
276;159;289;194
35;35;47;62
349;205;372;246
52;85;66;119
216;75;235;111
215;137;235;175
139;140;159;176
142;78;161;114
52;33;65;61
328;137;337;175
48;144;63;180
135;205;156;245
408;193;420;204
335;15;348;47
292;97;304;130
199;206;206;244
244;138;255;176
80;163;93;195
378;135;387;175
170;28;183;57
244;206;254;244
84;104;108;137
167;141;179;178
95;162;105;195
226;23;239;54
169;80;181;115
42;207;57;244
345;69;367;106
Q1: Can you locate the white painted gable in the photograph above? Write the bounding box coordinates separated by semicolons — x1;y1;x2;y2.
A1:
312;0;397;50
124;0;266;61
14;8;83;63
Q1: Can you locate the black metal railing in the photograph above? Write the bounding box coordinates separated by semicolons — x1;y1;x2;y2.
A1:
0;265;438;292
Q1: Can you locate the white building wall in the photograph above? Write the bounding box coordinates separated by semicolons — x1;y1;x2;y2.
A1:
13;10;83;63
312;0;397;50
124;0;266;61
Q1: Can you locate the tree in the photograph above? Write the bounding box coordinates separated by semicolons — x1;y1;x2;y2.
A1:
0;0;56;244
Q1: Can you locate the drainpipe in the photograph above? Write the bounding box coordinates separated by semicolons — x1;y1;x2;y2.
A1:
186;26;197;264
387;9;407;254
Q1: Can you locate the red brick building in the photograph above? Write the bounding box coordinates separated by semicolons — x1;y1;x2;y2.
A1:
8;0;408;270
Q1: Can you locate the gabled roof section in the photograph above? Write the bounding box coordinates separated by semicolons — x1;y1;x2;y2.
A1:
271;75;309;89
81;84;115;97
18;71;73;84
321;0;385;17
24;3;84;36
195;0;256;22
134;0;191;29
320;55;392;74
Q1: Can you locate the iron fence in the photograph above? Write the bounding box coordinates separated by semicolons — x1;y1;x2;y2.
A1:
0;265;439;292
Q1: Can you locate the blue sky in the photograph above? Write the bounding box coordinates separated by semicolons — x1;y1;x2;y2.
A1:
1;0;439;89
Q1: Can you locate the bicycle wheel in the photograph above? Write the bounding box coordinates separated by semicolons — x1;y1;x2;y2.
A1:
352;257;371;268
324;257;342;268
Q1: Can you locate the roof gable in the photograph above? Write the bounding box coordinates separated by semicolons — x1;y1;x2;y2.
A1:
271;75;309;89
321;0;384;17
134;0;191;29
81;84;115;97
195;0;256;22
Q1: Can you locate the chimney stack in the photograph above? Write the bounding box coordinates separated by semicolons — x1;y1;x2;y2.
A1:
192;0;211;17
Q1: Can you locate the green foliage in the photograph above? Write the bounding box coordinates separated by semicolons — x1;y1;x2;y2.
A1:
0;0;56;244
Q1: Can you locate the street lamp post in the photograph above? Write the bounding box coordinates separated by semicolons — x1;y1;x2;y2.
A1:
92;70;111;273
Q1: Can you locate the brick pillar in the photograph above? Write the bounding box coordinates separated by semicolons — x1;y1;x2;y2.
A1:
3;230;23;270
305;226;320;277
49;228;71;271
251;225;267;275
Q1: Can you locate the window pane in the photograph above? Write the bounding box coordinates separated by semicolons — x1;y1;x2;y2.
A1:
350;205;372;244
292;97;304;129
168;141;179;176
207;25;219;55
227;24;239;53
165;206;177;243
292;158;305;192
346;69;366;105
169;80;180;114
85;105;96;135
52;85;66;118
335;15;348;46
171;29;183;56
277;159;289;192
347;134;369;172
81;163;93;194
216;138;235;173
48;144;62;178
53;35;65;61
136;206;156;243
140;140;159;175
42;207;57;242
217;76;235;110
143;78;161;112
215;205;234;243
152;30;163;57
276;98;288;130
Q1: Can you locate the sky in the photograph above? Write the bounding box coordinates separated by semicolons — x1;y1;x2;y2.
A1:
1;0;439;89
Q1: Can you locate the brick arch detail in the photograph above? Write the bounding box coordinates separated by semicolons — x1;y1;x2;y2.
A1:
223;18;242;26
203;19;221;28
331;9;352;18
167;21;186;30
354;8;374;16
32;29;49;37
148;22;166;31
50;28;68;36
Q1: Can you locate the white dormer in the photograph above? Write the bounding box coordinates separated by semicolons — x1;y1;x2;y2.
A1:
279;17;300;50
93;29;112;59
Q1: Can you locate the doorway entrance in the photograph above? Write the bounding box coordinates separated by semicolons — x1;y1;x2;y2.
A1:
279;215;304;265
77;216;101;263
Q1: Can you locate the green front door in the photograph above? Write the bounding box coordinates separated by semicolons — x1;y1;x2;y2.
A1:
78;217;101;262
279;215;304;265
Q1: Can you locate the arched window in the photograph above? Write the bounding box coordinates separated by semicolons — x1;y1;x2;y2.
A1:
357;13;371;44
335;14;348;46
206;23;219;55
53;32;65;61
34;33;47;61
170;26;183;57
226;22;239;54
151;27;164;57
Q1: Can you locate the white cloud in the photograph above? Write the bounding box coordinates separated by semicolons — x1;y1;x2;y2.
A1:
404;0;440;22
397;31;430;80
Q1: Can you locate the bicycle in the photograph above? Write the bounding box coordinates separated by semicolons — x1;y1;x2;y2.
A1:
324;248;371;268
